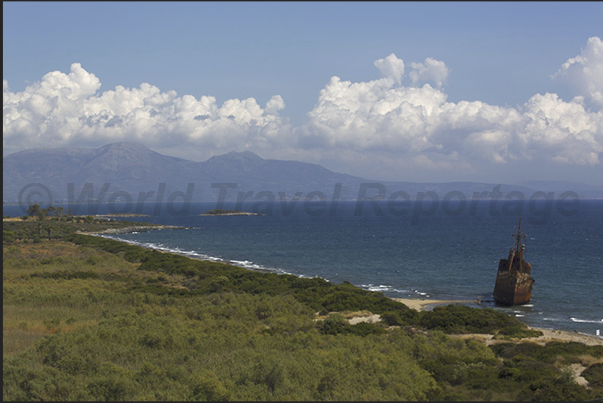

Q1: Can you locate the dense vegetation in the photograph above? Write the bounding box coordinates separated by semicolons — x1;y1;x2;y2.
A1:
3;218;603;400
3;214;161;244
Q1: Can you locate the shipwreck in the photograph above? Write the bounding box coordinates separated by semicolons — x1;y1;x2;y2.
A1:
493;218;535;306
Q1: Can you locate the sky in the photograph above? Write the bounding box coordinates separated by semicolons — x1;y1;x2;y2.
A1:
3;2;603;185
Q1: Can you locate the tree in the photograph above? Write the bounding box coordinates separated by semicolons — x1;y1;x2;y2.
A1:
46;205;56;218
27;203;40;218
56;207;64;221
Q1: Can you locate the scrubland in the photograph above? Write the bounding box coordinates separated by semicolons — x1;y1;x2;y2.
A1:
3;220;603;400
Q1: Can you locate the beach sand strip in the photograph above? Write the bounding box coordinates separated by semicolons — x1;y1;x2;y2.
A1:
390;298;603;346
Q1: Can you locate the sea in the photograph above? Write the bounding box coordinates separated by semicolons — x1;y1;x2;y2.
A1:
4;199;602;337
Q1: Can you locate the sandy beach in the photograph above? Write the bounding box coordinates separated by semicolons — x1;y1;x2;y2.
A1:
391;297;603;346
391;298;480;311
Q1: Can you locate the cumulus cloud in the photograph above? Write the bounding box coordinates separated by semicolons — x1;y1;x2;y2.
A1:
3;37;603;182
552;36;603;108
409;57;450;88
264;95;285;115
301;38;603;172
374;53;405;85
521;92;603;165
2;63;291;157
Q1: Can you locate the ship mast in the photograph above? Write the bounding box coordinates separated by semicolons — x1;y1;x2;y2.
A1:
513;218;525;271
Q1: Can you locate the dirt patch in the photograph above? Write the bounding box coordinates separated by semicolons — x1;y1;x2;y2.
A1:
569;363;590;387
348;314;381;325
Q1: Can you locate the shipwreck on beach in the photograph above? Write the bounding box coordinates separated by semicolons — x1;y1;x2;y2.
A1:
493;218;535;306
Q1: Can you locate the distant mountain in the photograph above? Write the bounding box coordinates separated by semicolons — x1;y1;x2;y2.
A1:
3;142;601;205
516;180;603;199
2;142;365;203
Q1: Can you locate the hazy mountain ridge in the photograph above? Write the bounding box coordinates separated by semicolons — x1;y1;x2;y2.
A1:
3;142;601;203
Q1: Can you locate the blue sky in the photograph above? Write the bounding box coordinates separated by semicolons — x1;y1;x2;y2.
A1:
3;2;603;185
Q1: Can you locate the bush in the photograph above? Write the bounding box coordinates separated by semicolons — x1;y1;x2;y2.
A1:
318;314;348;335
381;311;405;326
419;304;529;335
30;270;101;280
582;363;603;388
317;314;387;337
3;230;16;243
518;376;592;401
491;341;603;363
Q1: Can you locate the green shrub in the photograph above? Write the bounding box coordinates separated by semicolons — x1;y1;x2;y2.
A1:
490;341;603;363
30;271;101;280
419;304;529;335
582;363;603;388
518;376;592;401
190;371;231;401
347;322;388;336
3;230;16;243
318;314;348;335
381;311;405;326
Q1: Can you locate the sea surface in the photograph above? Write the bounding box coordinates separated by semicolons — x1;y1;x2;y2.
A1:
5;199;602;336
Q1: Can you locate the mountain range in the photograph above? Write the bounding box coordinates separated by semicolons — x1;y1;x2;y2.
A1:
3;142;602;204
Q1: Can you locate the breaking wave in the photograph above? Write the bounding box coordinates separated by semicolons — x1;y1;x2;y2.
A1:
99;234;288;274
571;317;603;324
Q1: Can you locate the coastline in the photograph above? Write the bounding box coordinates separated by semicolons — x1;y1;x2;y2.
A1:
392;297;603;346
78;224;187;235
391;298;479;311
87;228;281;273
76;231;603;346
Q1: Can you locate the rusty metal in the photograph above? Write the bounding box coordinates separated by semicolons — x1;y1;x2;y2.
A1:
493;218;535;305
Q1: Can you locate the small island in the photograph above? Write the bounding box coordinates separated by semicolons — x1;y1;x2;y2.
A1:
201;209;262;216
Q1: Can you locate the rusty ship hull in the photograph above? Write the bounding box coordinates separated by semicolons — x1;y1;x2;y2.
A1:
493;263;534;305
493;219;535;306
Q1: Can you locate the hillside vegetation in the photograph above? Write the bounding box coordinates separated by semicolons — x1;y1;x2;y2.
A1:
3;219;603;400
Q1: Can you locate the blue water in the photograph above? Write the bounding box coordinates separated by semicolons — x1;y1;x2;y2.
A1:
4;200;602;336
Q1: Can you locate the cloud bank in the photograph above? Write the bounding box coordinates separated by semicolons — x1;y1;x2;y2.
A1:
4;37;603;182
3;64;290;156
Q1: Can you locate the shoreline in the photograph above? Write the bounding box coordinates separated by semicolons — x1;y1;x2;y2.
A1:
78;224;187;235
88;229;281;273
392;297;603;346
78;230;603;346
391;298;480;311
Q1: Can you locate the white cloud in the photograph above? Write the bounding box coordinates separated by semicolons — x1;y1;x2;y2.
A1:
300;40;602;173
3;37;603;183
264;95;285;115
552;36;603;108
3;63;291;157
409;57;450;88
521;92;603;165
373;53;405;85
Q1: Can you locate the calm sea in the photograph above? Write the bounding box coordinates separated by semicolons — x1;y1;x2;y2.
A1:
4;199;602;336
